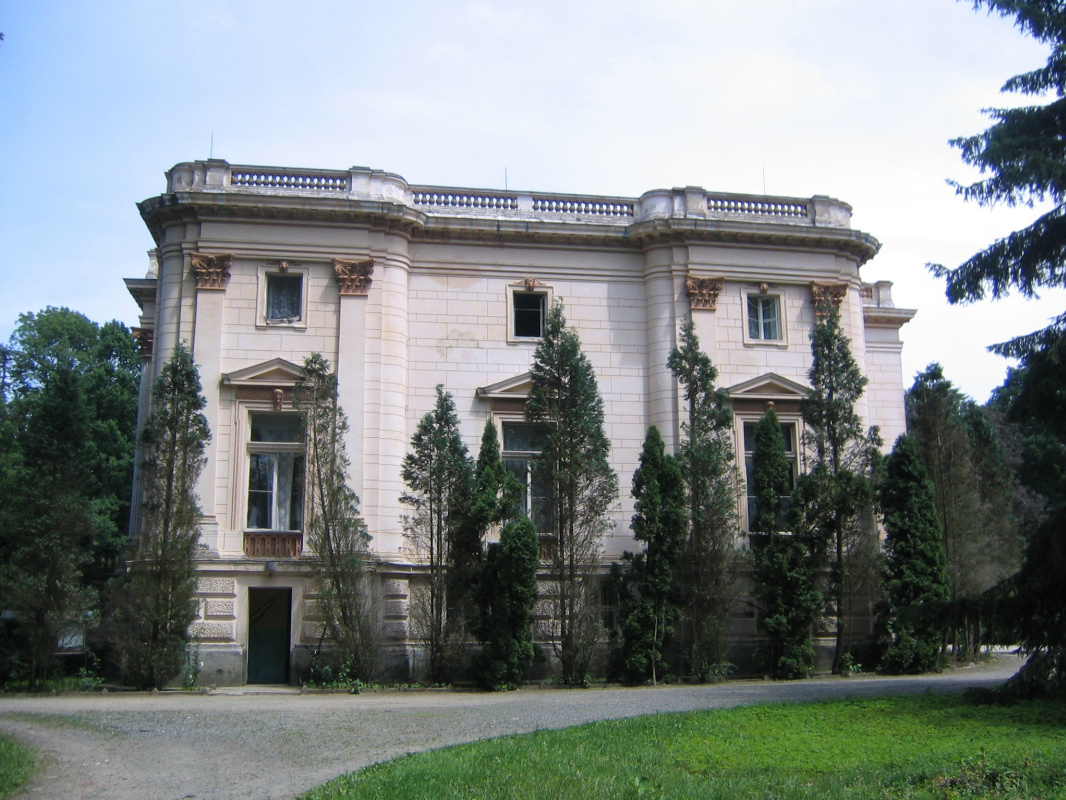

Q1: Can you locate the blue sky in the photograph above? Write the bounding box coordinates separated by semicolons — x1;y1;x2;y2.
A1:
3;0;1065;402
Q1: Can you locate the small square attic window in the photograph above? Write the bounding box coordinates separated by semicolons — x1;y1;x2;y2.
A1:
266;274;302;323
513;292;546;338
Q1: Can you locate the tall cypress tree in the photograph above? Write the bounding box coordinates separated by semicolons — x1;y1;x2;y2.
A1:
401;385;473;683
795;303;880;674
750;407;820;679
667;317;739;681
929;1;1066;695
1;356;96;689
616;426;686;684
906;365;1022;659
112;344;208;690
878;434;950;674
527;302;618;684
297;354;379;683
472;517;540;691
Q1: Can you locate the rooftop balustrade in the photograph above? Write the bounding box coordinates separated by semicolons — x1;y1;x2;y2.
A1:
163;160;853;229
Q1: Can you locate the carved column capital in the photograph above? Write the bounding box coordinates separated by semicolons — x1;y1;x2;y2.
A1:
131;327;154;357
191;253;232;290
810;281;848;318
686;276;725;311
333;258;374;296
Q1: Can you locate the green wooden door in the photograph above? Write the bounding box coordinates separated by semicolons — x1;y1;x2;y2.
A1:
247;587;291;684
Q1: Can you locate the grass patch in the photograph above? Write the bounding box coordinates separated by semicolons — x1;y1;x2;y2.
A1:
302;694;1066;800
0;733;35;798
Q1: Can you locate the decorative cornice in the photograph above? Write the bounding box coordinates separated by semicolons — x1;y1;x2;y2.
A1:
131;327;154;357
863;307;916;329
191;252;232;290
686;276;725;311
810;281;848;317
333;258;374;296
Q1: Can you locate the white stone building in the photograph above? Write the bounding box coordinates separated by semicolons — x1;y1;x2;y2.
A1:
127;159;914;685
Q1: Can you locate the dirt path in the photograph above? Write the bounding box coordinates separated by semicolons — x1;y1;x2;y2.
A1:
0;655;1022;800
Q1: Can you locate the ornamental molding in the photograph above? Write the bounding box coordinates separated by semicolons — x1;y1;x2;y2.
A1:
131;327;154;357
810;281;848;317
686;276;725;311
191;252;232;290
333;258;374;296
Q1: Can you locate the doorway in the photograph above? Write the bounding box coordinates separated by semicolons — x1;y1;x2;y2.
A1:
247;587;291;684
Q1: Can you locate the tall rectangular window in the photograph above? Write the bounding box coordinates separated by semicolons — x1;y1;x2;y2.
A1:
266;274;303;322
247;413;304;531
502;421;553;534
743;419;796;531
747;295;781;340
513;292;546;338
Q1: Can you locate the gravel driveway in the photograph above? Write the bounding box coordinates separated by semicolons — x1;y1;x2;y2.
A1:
0;655;1022;800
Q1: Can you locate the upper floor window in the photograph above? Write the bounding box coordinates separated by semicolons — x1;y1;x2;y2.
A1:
247;413;304;532
742;419;797;532
513;292;546;338
501;421;553;535
258;265;309;328
267;274;303;323
747;295;781;341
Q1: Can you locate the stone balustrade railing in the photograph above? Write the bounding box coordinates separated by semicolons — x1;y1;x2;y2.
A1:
243;532;303;559
164;160;851;228
230;168;349;193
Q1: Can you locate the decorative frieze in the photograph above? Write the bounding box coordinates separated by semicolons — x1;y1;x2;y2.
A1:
333;258;374;296
191;252;232;290
686;276;725;310
810;281;848;318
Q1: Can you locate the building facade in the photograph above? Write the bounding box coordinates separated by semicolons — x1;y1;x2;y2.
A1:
127;160;914;685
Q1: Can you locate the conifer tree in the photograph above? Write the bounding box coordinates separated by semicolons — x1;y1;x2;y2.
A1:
795;303;880;674
616;426;686;684
112;344;208;690
462;420;521;635
878;434;951;674
906;365;1021;659
750;407;791;536
401;385;474;683
472;517;539;690
296;354;380;682
929;1;1066;696
750;407;820;679
667;317;739;681
1;357;97;689
527;302;618;684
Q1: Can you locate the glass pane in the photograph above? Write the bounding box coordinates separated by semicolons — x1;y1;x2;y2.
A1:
747;296;760;339
251;413;302;443
530;467;553;534
247;491;272;529
513;293;544;337
781;423;795;453
267;275;302;320
504;458;530;518
743;422;758;453
747;497;759;528
288;455;305;530
503;422;548;453
248;453;275;491
248;454;275;528
762;298;780;339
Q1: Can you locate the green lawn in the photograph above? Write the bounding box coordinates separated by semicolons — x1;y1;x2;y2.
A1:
302;694;1066;800
0;732;35;798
